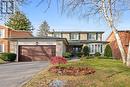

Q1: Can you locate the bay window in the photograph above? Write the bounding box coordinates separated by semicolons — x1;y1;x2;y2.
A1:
88;43;103;54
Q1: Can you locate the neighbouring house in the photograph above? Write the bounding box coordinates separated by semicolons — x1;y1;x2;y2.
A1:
48;31;107;55
1;25;107;62
0;25;33;53
107;30;130;59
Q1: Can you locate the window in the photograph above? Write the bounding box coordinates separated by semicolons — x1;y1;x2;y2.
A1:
98;44;101;52
88;33;96;40
70;33;79;40
92;45;94;53
53;33;61;38
95;44;97;52
0;30;4;38
0;44;4;53
88;43;103;54
97;34;102;41
51;48;56;56
101;45;103;53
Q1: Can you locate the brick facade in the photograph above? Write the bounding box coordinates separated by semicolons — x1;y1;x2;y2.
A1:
107;31;130;59
0;25;33;52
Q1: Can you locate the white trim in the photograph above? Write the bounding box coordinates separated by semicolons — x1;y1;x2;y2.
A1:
70;33;79;40
0;29;5;38
0;44;4;53
2;44;4;52
87;43;103;54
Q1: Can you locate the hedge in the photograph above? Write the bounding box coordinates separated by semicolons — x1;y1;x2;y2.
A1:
0;53;16;61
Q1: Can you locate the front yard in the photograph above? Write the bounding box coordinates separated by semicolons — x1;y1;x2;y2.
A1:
23;58;130;87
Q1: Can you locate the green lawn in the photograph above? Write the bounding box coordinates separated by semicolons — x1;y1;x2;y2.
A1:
23;58;130;87
0;58;6;64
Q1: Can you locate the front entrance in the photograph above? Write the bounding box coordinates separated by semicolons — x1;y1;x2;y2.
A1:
67;45;82;57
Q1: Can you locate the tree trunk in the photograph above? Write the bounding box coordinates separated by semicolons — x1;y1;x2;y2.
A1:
127;42;130;66
101;0;126;64
111;27;126;64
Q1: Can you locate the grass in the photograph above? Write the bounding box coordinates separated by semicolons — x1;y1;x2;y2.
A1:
23;58;130;87
0;58;6;64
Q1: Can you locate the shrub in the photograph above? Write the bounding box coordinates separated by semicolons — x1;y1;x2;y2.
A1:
94;52;101;57
76;52;83;57
82;46;90;56
0;53;16;61
63;52;72;58
104;44;113;57
50;56;67;65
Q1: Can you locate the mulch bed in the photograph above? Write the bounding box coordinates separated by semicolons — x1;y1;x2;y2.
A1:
49;66;95;76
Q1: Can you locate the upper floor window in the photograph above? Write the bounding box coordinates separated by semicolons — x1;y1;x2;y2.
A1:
0;29;5;38
53;33;62;38
88;33;96;40
0;44;4;53
70;33;79;40
97;34;102;41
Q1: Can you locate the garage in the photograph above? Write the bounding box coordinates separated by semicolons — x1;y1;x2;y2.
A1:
8;37;68;62
18;45;56;62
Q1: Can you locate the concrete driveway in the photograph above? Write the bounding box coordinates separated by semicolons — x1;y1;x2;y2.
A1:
0;61;49;87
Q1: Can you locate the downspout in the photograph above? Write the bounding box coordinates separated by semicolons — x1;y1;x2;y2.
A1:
16;40;19;62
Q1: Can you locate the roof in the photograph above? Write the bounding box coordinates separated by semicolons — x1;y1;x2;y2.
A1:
5;36;69;45
49;31;104;33
68;40;108;45
106;30;130;41
0;25;32;33
118;30;130;32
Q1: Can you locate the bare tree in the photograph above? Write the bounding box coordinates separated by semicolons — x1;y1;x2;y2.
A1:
38;0;130;65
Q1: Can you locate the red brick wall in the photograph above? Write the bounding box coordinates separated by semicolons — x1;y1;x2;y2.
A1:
0;25;33;52
10;30;33;38
107;31;130;59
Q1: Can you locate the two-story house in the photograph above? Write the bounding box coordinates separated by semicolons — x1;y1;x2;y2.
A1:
1;25;107;62
48;31;107;55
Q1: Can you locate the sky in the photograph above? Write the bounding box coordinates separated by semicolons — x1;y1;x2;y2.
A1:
0;0;130;40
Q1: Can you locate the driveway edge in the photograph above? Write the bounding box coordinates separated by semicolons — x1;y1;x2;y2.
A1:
20;65;51;87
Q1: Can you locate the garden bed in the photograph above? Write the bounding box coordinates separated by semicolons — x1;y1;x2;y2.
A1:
49;66;95;75
23;58;130;87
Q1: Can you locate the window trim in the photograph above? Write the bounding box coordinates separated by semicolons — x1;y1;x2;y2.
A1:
70;33;79;40
88;33;96;40
53;33;62;38
0;29;5;38
0;44;4;53
88;43;103;54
